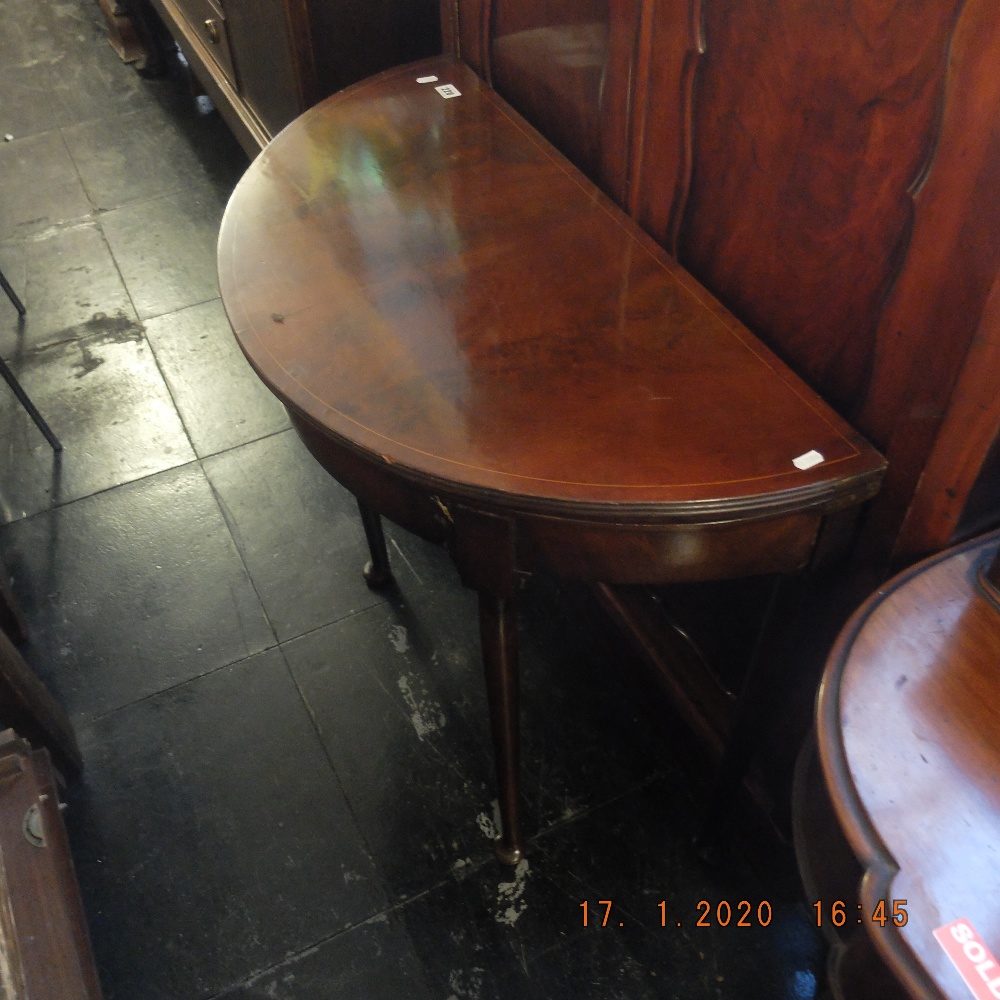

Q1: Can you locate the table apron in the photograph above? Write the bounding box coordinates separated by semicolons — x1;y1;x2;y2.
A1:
290;411;821;587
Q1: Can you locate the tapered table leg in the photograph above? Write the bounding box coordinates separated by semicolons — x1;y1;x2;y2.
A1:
357;501;394;589
478;591;524;866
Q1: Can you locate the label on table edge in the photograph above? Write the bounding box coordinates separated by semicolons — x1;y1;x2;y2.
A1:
792;449;824;470
934;918;1000;999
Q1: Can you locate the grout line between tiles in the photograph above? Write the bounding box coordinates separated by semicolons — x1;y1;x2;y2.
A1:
77;640;281;729
202;858;500;1000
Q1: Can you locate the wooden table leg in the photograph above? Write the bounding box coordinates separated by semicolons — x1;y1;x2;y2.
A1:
478;590;524;866
356;498;525;863
357;501;394;590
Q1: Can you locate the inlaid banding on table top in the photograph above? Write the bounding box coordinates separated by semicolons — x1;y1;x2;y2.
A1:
218;57;884;508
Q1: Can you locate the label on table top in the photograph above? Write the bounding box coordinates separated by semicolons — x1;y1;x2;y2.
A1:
792;449;824;470
934;919;1000;999
416;75;438;83
435;84;462;99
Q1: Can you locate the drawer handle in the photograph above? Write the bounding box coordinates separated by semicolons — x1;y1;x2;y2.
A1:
204;18;220;44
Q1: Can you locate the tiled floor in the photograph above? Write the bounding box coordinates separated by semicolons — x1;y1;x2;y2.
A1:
0;4;824;997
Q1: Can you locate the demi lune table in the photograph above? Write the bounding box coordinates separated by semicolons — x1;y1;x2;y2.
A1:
217;56;886;864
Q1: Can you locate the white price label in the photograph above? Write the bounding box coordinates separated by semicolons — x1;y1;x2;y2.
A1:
792;450;825;471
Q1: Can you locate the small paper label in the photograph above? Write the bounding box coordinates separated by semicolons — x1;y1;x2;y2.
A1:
792;450;824;471
416;75;438;83
435;84;462;99
934;919;1000;999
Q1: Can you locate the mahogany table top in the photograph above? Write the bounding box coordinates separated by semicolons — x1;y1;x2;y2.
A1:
818;530;1000;999
217;56;883;523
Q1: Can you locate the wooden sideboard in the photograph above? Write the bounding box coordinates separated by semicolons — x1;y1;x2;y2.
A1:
117;0;441;155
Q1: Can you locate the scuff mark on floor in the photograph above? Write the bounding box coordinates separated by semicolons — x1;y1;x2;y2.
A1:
388;623;409;653
397;672;446;739
451;856;474;879
446;966;486;998
494;858;530;926
475;801;499;841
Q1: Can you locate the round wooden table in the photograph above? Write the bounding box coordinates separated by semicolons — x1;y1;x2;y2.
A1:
218;56;885;863
817;529;1000;998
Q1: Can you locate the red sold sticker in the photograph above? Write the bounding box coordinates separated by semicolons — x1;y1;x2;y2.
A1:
934;919;1000;999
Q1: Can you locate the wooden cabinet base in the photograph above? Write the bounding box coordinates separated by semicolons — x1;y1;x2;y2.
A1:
0;731;102;999
135;0;440;158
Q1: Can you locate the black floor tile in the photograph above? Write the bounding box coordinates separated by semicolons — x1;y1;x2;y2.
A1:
283;601;496;901
0;130;92;241
63;105;248;212
47;36;164;126
532;780;824;999
220;914;433;1000
0;0;107;76
532;776;705;932
0;326;194;521
0;222;136;355
101;185;230;319
526;921;699;1000
395;859;581;999
0;0;155;129
144;298;289;457
202;431;394;641
0;62;75;140
66;647;386;1000
0;463;273;720
0;239;27;312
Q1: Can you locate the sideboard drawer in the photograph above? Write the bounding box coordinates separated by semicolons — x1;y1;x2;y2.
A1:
175;0;235;89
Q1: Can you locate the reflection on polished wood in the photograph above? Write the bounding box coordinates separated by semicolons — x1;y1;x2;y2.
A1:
817;528;1000;998
218;56;885;862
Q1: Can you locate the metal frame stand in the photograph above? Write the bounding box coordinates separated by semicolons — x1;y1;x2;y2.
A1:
0;268;62;452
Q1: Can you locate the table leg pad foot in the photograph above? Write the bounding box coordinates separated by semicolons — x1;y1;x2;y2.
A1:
494;840;524;866
363;561;394;590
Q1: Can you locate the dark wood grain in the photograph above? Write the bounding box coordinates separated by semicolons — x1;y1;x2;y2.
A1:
628;0;703;254
452;0;1000;571
679;0;962;420
441;0;459;56
219;58;882;519
855;0;1000;566
817;528;1000;999
458;0;489;77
